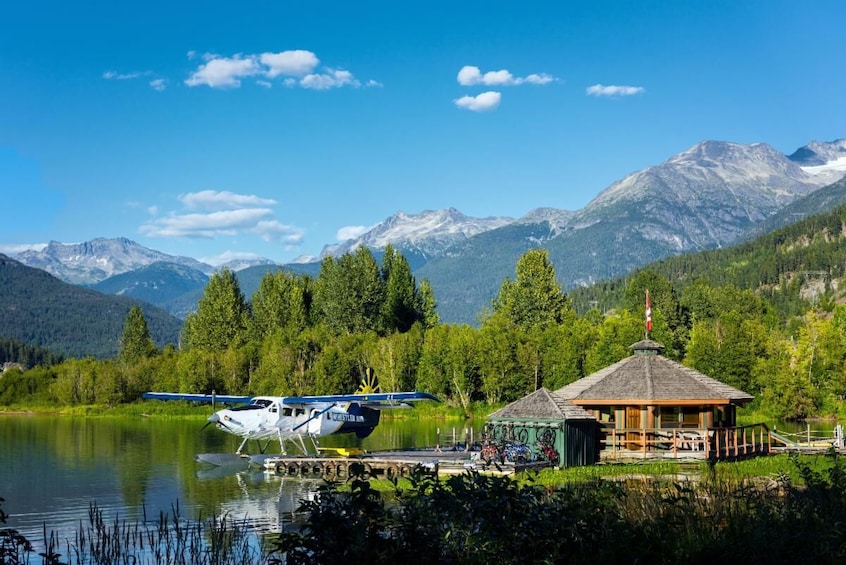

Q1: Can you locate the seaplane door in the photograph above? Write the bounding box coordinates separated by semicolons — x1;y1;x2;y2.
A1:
307;408;323;435
267;402;280;427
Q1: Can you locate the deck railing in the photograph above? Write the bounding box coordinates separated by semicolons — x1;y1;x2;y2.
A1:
600;423;771;461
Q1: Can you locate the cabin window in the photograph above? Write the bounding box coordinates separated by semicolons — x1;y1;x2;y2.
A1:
598;407;615;423
660;407;700;428
295;408;305;417
282;408;293;417
270;405;278;414
661;407;680;428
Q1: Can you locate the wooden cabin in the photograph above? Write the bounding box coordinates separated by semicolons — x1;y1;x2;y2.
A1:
553;339;769;460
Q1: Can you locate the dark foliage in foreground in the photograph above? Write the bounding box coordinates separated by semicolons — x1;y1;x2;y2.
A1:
4;453;846;564
273;454;846;565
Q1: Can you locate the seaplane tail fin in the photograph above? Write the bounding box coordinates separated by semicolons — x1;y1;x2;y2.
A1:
142;392;253;404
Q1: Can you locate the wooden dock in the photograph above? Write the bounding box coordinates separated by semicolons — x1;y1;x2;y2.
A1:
260;448;552;478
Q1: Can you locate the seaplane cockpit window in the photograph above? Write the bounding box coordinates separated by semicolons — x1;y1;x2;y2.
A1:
269;404;278;413
294;408;305;417
282;408;293;417
232;398;271;412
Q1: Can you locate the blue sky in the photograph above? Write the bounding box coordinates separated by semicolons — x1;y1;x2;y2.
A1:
2;1;844;265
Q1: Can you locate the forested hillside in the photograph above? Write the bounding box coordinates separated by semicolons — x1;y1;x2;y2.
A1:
0;338;63;368
571;201;846;319
0;254;182;358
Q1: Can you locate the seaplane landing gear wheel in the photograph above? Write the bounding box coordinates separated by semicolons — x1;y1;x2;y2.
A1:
312;463;323;475
336;462;347;477
275;462;286;475
399;464;411;477
286;463;300;475
385;464;399;479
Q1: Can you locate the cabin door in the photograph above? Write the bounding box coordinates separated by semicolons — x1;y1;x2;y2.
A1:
626;407;642;449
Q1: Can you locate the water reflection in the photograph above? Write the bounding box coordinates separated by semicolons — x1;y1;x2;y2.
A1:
0;414;481;543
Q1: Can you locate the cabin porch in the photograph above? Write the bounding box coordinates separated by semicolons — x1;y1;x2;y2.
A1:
598;423;772;461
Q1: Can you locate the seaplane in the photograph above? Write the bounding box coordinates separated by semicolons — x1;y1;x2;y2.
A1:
142;370;439;466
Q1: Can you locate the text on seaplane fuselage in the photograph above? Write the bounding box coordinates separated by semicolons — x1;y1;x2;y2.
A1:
329;413;365;422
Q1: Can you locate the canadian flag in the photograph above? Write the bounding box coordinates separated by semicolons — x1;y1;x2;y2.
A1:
646;290;652;333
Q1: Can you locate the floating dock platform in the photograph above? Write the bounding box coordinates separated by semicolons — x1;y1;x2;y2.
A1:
260;448;552;478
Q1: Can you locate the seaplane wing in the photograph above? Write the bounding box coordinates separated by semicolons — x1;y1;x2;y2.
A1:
142;392;253;404
282;391;439;408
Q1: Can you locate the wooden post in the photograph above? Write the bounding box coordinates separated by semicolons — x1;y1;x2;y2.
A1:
733;428;739;458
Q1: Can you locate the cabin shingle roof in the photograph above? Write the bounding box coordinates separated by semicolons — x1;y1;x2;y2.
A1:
554;340;753;404
488;387;595;421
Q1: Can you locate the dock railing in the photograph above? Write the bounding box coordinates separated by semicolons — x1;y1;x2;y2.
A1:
600;423;772;461
770;424;844;449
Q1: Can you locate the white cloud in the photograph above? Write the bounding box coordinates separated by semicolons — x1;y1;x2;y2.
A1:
300;68;360;90
366;79;383;87
260;50;319;77
457;65;556;86
586;84;645;97
139;190;304;245
337;225;368;241
179;190;277;211
149;78;166;91
457;66;482;85
103;70;143;80
253;220;305;243
454;91;502;112
523;73;554;85
184;50;367;90
185;54;261;88
140;208;274;238
147;205;159;215
0;243;47;255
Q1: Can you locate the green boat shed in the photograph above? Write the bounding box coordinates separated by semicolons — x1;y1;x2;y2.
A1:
485;387;598;467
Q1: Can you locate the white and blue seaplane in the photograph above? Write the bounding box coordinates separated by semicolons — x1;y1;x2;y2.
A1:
143;374;439;466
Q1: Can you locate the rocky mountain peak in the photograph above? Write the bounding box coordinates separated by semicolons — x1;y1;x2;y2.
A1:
320;207;514;259
14;238;215;285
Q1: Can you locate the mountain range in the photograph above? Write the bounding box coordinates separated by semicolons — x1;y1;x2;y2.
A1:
8;138;846;325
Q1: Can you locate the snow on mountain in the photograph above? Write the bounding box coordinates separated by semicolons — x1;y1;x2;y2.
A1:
217;257;278;271
789;139;846;185
14;237;215;285
320;207;514;259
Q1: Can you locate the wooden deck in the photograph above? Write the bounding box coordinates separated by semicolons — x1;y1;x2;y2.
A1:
600;423;772;461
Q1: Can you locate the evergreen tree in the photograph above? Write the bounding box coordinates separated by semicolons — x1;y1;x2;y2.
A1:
315;248;385;335
380;245;419;333
118;306;156;363
251;270;312;340
492;249;571;330
417;279;440;329
182;268;249;351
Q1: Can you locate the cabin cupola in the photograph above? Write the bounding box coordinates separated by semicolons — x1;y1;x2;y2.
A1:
630;339;665;356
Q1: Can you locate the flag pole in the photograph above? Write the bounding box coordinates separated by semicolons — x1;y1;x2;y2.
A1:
645;289;652;340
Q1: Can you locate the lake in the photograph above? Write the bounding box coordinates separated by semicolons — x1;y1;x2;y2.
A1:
0;414;482;544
